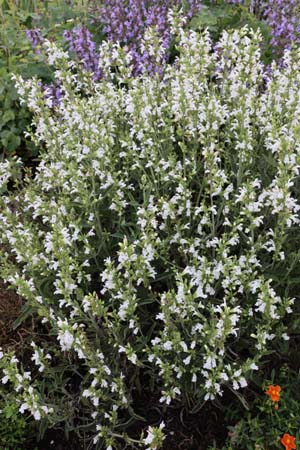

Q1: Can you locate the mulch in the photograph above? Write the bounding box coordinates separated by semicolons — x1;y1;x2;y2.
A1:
0;281;38;352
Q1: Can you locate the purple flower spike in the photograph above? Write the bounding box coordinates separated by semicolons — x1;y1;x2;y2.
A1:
225;0;243;4
264;0;300;57
99;0;202;75
42;82;62;108
63;26;101;81
26;29;44;53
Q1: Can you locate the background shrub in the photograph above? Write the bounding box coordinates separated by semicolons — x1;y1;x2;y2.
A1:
0;389;29;450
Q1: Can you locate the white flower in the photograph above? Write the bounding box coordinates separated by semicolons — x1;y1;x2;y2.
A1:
162;341;173;351
58;330;74;351
41;405;50;414
128;353;138;364
144;432;154;446
183;355;191;365
203;356;216;370
239;377;247;388
82;389;91;398
232;381;239;390
33;410;41;421
1;375;9;385
19;403;29;414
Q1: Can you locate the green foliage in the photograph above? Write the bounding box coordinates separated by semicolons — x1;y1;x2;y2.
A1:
213;366;300;450
0;0;98;162
0;71;37;159
0;3;36;159
0;5;43;160
189;1;273;64
0;389;28;449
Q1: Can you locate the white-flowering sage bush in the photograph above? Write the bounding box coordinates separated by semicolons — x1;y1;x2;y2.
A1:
1;20;300;449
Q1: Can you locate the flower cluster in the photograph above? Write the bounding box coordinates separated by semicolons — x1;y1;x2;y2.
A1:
265;385;299;450
266;384;281;401
25;28;44;52
0;157;22;193
99;0;202;45
2;24;300;448
41;82;62;107
65;0;202;76
265;0;300;56
0;349;53;421
143;422;165;450
227;377;300;449
63;26;101;80
24;0;300;80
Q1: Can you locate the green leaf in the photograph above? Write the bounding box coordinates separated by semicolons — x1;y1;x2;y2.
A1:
1;109;15;126
0;130;20;152
190;396;206;414
225;383;250;411
12;303;35;330
189;6;218;32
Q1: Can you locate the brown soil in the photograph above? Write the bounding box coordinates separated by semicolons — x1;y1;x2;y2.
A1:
0;281;36;352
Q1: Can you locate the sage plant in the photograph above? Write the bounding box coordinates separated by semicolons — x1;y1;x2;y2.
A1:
265;0;300;56
63;26;101;80
1;22;300;448
64;0;202;75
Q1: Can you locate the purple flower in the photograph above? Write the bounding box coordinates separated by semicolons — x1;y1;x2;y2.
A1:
264;0;300;56
39;82;62;108
27;1;204;80
99;0;202;75
26;29;44;53
63;26;101;80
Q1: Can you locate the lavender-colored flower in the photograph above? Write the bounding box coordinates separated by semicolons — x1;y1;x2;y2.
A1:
264;0;300;56
41;82;62;108
25;29;44;53
63;26;101;80
99;0;202;75
27;1;204;79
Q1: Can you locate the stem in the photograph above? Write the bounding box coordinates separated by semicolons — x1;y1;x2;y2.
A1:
5;47;10;72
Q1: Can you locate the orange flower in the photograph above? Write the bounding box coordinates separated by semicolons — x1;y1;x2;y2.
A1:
281;433;296;450
266;384;281;402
